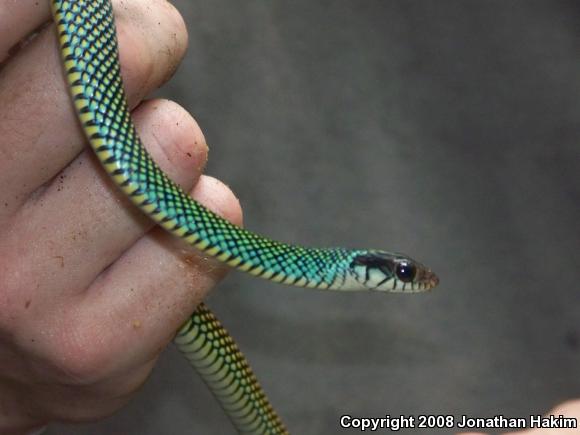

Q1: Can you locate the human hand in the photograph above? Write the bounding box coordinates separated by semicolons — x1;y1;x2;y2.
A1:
458;400;580;435
0;1;241;433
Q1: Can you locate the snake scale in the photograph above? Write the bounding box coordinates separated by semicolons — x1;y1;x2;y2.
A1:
50;0;439;433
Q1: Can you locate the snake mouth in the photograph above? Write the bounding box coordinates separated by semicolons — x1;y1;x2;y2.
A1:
420;269;439;290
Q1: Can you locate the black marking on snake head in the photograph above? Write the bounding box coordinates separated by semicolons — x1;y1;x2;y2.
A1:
352;251;419;284
351;253;395;281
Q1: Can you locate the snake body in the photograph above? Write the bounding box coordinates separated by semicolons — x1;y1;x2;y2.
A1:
51;1;439;433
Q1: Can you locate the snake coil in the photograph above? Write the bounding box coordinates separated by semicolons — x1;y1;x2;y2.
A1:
51;1;438;433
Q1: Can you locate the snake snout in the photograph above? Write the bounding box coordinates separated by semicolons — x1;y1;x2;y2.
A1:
418;268;439;290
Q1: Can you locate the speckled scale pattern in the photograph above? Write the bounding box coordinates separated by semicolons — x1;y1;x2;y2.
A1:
51;0;365;433
52;0;365;292
175;304;288;434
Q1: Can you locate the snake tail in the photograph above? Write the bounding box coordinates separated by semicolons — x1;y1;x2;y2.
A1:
175;304;288;434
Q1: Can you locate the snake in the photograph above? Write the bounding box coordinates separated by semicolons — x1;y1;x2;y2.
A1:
50;0;439;433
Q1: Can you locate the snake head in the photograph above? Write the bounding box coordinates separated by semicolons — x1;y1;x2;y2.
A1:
349;250;438;292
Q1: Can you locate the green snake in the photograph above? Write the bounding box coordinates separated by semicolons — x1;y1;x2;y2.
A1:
50;0;439;433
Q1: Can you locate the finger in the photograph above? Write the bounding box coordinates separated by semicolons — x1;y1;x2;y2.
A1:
0;99;206;329
0;0;188;219
0;1;51;63
35;176;243;384
34;358;158;422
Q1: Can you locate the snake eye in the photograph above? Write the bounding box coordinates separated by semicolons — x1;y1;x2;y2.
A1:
395;261;416;283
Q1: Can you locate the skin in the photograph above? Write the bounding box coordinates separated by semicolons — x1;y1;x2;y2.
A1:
0;0;242;433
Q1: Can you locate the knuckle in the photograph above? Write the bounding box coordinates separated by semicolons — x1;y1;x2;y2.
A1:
154;99;207;156
0;249;35;328
225;192;244;227
198;176;244;227
160;1;189;53
114;0;188;96
152;0;189;81
115;27;155;102
45;316;116;385
133;99;207;189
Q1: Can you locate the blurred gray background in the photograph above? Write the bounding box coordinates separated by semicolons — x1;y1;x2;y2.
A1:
52;0;580;434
